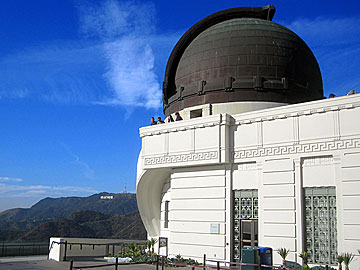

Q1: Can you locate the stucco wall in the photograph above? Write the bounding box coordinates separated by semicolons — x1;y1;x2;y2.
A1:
168;166;227;261
137;94;360;268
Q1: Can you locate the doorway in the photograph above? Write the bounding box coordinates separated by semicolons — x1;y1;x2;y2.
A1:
233;190;258;261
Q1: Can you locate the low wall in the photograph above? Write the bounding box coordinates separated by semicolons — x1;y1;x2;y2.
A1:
48;237;146;262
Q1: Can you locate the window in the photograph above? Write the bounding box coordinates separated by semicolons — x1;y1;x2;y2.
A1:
190;109;202;119
304;187;337;265
164;201;169;229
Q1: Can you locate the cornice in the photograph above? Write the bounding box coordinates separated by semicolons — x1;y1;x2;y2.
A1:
234;101;360;126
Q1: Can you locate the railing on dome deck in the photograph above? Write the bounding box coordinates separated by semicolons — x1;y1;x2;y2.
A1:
0;242;48;257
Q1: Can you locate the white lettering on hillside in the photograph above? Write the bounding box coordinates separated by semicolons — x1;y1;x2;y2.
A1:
100;195;114;199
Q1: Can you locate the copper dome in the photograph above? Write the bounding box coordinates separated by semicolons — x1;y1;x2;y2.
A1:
162;5;324;116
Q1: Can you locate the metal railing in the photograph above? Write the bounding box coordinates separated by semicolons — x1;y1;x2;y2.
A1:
69;254;333;270
70;255;298;270
0;242;49;257
70;258;148;270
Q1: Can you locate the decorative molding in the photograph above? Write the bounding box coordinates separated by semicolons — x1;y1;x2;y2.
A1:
233;138;360;159
302;156;334;166
144;151;218;166
257;122;263;148
237;162;257;171
333;110;340;140
234;101;360;126
293;116;299;144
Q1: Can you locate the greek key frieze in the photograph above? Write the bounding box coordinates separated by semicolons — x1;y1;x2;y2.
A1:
144;151;218;166
233;138;360;159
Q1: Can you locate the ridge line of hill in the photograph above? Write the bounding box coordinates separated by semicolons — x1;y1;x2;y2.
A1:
0;192;146;241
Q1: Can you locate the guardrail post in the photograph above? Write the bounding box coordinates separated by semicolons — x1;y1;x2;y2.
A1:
217;261;220;270
156;255;159;270
69;260;73;270
115;257;118;270
63;241;68;261
203;254;206;267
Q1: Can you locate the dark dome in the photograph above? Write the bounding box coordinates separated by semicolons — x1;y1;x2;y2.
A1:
163;6;323;116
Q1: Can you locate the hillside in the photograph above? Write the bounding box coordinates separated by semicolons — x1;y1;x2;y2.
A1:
0;192;138;231
20;211;146;241
0;192;143;242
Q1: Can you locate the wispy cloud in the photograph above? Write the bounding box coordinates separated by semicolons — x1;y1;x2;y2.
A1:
73;155;96;180
0;41;110;105
78;0;162;109
0;88;29;100
0;182;97;198
0;0;169;109
78;0;156;39
0;176;22;182
101;38;161;108
283;16;360;96
284;17;360;48
60;142;96;180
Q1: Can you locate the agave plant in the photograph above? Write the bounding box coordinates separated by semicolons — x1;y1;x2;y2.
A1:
277;248;290;266
342;253;354;270
299;251;308;268
336;254;344;270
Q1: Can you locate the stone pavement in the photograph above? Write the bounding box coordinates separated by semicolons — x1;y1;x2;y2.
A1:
0;256;164;270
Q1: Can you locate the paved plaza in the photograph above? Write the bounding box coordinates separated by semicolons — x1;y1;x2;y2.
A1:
0;256;165;270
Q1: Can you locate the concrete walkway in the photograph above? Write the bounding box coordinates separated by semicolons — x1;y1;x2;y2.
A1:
0;256;161;270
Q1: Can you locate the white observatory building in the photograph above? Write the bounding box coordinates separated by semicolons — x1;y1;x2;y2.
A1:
136;6;360;268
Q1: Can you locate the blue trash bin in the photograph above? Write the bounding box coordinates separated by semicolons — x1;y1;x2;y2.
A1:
257;247;273;270
241;248;260;270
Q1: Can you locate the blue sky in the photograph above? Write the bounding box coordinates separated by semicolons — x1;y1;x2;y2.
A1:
0;0;359;211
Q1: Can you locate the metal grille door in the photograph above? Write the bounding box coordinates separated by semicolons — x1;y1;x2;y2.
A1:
233;190;258;261
305;187;337;265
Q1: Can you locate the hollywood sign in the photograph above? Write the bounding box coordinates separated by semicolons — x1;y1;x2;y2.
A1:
100;195;113;200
